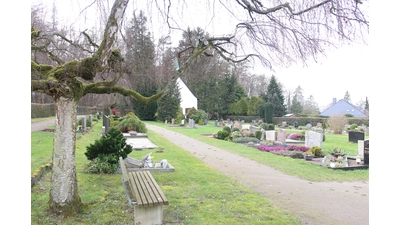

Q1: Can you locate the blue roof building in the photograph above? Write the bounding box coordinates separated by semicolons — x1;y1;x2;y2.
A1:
320;99;367;117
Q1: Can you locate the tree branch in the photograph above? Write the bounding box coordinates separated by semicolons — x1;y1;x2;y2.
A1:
237;0;333;16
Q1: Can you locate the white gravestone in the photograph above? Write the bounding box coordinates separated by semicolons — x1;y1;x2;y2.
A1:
305;131;323;148
358;140;364;157
277;129;286;144
265;130;276;141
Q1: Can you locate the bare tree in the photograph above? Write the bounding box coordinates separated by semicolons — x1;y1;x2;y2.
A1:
31;0;368;216
327;113;349;134
162;0;368;69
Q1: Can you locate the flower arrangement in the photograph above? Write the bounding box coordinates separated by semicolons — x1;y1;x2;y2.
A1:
303;150;315;160
330;147;347;157
257;145;310;152
286;133;299;140
322;155;348;168
303;150;314;156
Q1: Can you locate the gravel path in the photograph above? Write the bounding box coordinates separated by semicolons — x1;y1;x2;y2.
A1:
31;119;56;132
145;123;369;225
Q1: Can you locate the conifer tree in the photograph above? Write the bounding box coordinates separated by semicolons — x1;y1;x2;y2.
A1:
261;75;286;117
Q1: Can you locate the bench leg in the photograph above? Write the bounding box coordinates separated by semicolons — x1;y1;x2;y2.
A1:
134;205;163;225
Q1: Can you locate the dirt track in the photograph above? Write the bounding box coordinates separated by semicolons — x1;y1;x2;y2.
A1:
145;123;369;225
31;119;56;132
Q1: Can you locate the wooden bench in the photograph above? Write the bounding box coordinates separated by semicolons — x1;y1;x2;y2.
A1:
119;157;169;225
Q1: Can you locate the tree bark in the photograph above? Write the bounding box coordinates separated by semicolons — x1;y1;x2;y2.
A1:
49;97;83;215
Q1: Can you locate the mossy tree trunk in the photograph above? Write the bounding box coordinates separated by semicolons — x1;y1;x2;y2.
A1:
49;97;83;215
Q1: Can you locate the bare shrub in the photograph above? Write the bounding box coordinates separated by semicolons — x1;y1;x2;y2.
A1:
327;114;349;134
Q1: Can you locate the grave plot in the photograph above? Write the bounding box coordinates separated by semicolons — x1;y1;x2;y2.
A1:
123;133;158;150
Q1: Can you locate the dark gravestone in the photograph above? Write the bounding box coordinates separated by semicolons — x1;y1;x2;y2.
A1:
103;115;110;133
348;131;364;143
364;140;369;165
103;115;107;126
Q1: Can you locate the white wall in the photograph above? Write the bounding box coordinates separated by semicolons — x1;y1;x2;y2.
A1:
177;78;197;115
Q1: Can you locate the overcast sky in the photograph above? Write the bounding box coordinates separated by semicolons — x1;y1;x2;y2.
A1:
31;0;370;110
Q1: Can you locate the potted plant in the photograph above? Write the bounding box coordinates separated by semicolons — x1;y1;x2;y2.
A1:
303;151;314;160
331;147;346;157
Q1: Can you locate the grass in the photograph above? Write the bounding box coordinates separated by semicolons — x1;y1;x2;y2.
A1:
31;121;302;224
31;116;55;123
144;121;369;182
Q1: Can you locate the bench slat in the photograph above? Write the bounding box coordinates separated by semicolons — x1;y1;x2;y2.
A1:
137;171;159;207
119;157;168;208
142;171;169;205
131;171;150;207
119;157;129;182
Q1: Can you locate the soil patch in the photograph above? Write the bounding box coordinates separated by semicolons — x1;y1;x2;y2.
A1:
200;134;215;137
41;128;55;132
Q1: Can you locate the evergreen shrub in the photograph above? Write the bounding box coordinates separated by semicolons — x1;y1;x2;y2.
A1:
231;127;240;133
118;112;147;133
308;146;324;156
232;137;258;143
84;128;133;174
222;126;231;134
217;130;230;140
255;130;262;140
349;124;358;130
84;154;119;174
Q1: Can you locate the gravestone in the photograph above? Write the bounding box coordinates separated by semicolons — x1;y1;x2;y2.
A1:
103;115;110;133
242;124;250;130
233;121;242;131
265;130;276;141
81;116;86;131
358;140;364;157
305;131;323;148
171;118;175;125
364;140;369;165
189;119;195;128
103;115;107;126
89;114;92;127
348;131;364;143
214;120;218;127
277;129;286;144
305;123;312;129
165;120;168;124
181;119;185;125
249;125;259;135
316;122;322;128
314;128;324;134
282;121;287;127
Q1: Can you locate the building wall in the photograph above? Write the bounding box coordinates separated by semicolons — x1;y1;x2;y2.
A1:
177;78;197;115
